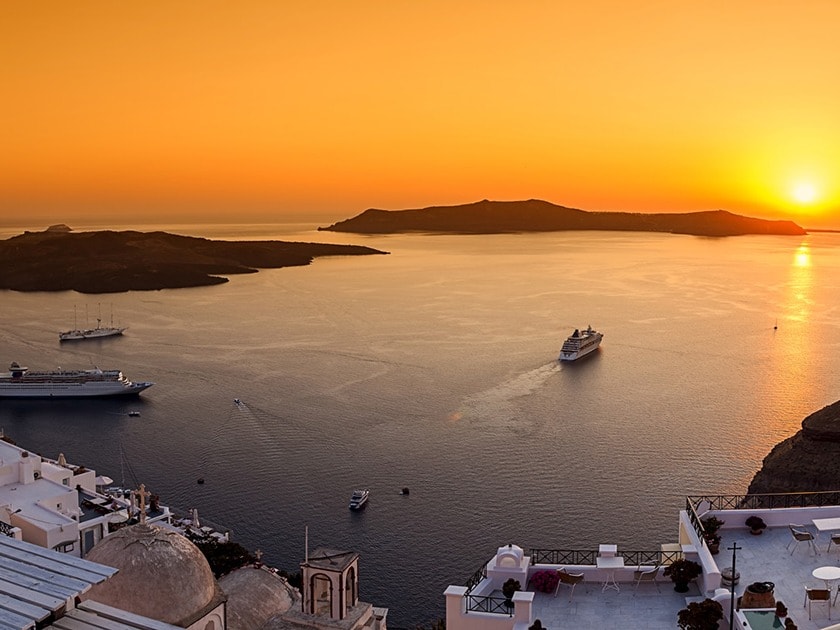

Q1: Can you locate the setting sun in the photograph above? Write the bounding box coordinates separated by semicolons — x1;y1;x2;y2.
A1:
792;182;819;205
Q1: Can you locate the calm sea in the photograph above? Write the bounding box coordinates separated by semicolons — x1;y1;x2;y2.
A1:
2;223;839;626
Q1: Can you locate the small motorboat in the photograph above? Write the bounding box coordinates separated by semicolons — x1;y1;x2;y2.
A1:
128;411;140;417
349;489;369;510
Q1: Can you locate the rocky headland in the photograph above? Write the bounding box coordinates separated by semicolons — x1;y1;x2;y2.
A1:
319;199;806;237
747;400;840;494
0;227;388;293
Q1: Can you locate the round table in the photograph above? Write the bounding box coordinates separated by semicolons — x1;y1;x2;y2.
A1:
812;565;840;597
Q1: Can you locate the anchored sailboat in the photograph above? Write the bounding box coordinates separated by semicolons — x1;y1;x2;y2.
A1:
59;303;126;341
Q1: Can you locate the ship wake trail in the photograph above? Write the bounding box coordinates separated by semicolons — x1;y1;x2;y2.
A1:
456;362;560;423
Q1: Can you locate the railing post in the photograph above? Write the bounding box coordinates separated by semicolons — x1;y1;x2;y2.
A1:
445;585;467;620
512;590;534;626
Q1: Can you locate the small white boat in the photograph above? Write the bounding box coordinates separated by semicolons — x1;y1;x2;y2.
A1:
349;489;369;510
558;325;603;361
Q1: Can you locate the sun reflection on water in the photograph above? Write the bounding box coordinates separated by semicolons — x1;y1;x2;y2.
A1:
747;240;817;462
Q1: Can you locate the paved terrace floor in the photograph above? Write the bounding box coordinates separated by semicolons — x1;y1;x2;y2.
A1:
527;525;840;629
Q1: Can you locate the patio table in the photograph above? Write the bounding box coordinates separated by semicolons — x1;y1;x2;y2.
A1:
596;556;624;592
813;565;840;601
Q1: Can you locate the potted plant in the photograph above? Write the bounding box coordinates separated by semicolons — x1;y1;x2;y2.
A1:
745;515;767;535
664;558;702;593
775;601;788;619
701;516;724;554
677;598;723;630
502;578;521;607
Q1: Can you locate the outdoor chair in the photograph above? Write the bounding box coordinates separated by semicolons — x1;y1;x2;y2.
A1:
828;532;840;554
554;568;585;601
788;524;819;555
804;587;832;619
633;565;661;594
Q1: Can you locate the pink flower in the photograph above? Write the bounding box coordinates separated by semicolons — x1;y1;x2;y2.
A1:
530;570;560;593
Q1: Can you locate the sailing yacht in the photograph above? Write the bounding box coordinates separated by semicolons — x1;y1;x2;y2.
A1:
59;304;126;341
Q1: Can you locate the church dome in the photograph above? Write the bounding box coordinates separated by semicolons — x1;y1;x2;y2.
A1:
84;523;225;626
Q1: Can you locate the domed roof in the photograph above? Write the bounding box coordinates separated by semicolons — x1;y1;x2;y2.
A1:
84;523;225;626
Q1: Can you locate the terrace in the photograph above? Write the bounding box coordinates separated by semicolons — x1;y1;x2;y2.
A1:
445;493;840;630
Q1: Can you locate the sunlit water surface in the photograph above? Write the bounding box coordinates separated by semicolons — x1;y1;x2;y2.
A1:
2;224;839;626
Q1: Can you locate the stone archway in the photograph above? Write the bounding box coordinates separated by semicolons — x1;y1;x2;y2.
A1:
311;573;333;616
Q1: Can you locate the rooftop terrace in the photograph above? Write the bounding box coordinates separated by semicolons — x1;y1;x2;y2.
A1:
446;494;840;630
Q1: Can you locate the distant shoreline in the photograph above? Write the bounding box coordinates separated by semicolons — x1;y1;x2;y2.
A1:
319;199;807;237
0;227;388;294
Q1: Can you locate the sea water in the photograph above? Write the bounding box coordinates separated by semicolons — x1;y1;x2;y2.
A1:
1;224;839;626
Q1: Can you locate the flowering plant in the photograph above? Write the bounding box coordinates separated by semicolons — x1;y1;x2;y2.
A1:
529;570;560;593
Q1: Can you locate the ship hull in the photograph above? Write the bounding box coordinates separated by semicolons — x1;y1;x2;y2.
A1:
59;328;125;341
0;382;153;398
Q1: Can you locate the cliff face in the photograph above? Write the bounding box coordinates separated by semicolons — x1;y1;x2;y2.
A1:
747;400;840;494
319;199;807;237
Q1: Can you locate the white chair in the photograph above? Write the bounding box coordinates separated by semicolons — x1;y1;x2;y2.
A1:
633;566;660;594
788;524;819;555
828;532;840;554
805;586;832;619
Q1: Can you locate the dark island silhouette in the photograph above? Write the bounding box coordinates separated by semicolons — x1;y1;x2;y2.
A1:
319;199;806;236
0;226;388;293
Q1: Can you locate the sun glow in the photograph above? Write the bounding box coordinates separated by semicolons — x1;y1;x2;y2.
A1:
791;182;819;205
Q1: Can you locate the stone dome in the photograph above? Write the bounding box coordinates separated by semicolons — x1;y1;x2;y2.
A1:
83;523;225;626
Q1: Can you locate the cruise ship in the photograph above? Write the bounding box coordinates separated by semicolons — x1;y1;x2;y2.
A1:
558;325;603;361
0;362;153;398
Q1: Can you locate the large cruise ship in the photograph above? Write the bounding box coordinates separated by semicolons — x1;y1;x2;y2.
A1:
558;325;603;361
0;362;153;398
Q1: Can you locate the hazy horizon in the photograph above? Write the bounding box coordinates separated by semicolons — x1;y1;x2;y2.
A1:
0;201;829;238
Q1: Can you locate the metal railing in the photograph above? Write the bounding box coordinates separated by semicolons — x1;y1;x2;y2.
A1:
529;548;682;567
0;521;14;537
688;491;840;512
529;548;597;566
465;594;514;616
686;497;707;544
464;562;488;594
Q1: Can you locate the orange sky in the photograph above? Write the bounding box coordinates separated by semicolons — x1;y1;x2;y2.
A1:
3;1;840;228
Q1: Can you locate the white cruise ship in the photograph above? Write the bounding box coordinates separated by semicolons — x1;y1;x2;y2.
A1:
0;362;153;398
558;325;603;361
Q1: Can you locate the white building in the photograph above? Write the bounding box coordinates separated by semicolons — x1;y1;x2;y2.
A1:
0;437;169;556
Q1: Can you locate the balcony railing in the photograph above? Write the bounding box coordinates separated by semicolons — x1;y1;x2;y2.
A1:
688;491;840;512
464;562;488;594
465;594;514;616
0;521;13;537
529;548;682;567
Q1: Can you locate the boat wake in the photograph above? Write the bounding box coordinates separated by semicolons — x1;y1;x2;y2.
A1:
454;362;560;422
